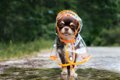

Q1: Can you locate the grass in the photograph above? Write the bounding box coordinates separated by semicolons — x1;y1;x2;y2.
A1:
0;67;120;80
0;39;53;61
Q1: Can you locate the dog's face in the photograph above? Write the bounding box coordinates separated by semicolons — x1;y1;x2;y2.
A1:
57;16;79;40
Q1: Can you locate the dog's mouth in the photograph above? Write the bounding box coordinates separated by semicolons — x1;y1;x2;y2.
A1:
61;32;74;40
64;33;69;36
63;33;71;36
62;32;74;36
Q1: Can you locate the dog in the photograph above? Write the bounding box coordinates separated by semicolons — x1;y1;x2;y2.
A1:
55;10;89;77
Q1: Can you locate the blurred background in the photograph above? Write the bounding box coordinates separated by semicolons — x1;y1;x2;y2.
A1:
0;1;120;80
0;0;120;60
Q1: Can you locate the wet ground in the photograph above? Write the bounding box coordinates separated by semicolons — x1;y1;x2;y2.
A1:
0;47;120;80
0;67;120;80
0;47;120;73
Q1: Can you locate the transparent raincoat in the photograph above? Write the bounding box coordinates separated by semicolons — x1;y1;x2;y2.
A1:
50;34;91;67
50;10;91;67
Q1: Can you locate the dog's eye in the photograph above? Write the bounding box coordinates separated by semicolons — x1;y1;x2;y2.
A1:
70;25;75;28
70;22;75;28
59;21;64;27
59;23;64;27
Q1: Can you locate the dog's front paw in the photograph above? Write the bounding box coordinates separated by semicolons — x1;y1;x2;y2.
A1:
70;69;78;78
61;68;67;75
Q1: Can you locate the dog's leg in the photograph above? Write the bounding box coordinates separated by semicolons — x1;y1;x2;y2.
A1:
67;66;70;76
58;49;67;75
70;68;78;78
70;54;78;78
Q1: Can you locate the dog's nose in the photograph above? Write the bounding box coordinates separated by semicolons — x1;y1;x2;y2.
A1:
65;27;69;31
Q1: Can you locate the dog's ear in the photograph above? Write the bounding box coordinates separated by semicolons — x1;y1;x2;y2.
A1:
55;26;58;35
55;21;59;35
56;19;62;35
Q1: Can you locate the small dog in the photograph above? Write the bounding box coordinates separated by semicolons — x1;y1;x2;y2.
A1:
55;10;89;77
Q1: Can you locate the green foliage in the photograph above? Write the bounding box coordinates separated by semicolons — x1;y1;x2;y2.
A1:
41;23;56;39
0;0;42;42
77;0;120;46
100;27;120;46
0;0;119;46
0;39;53;60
